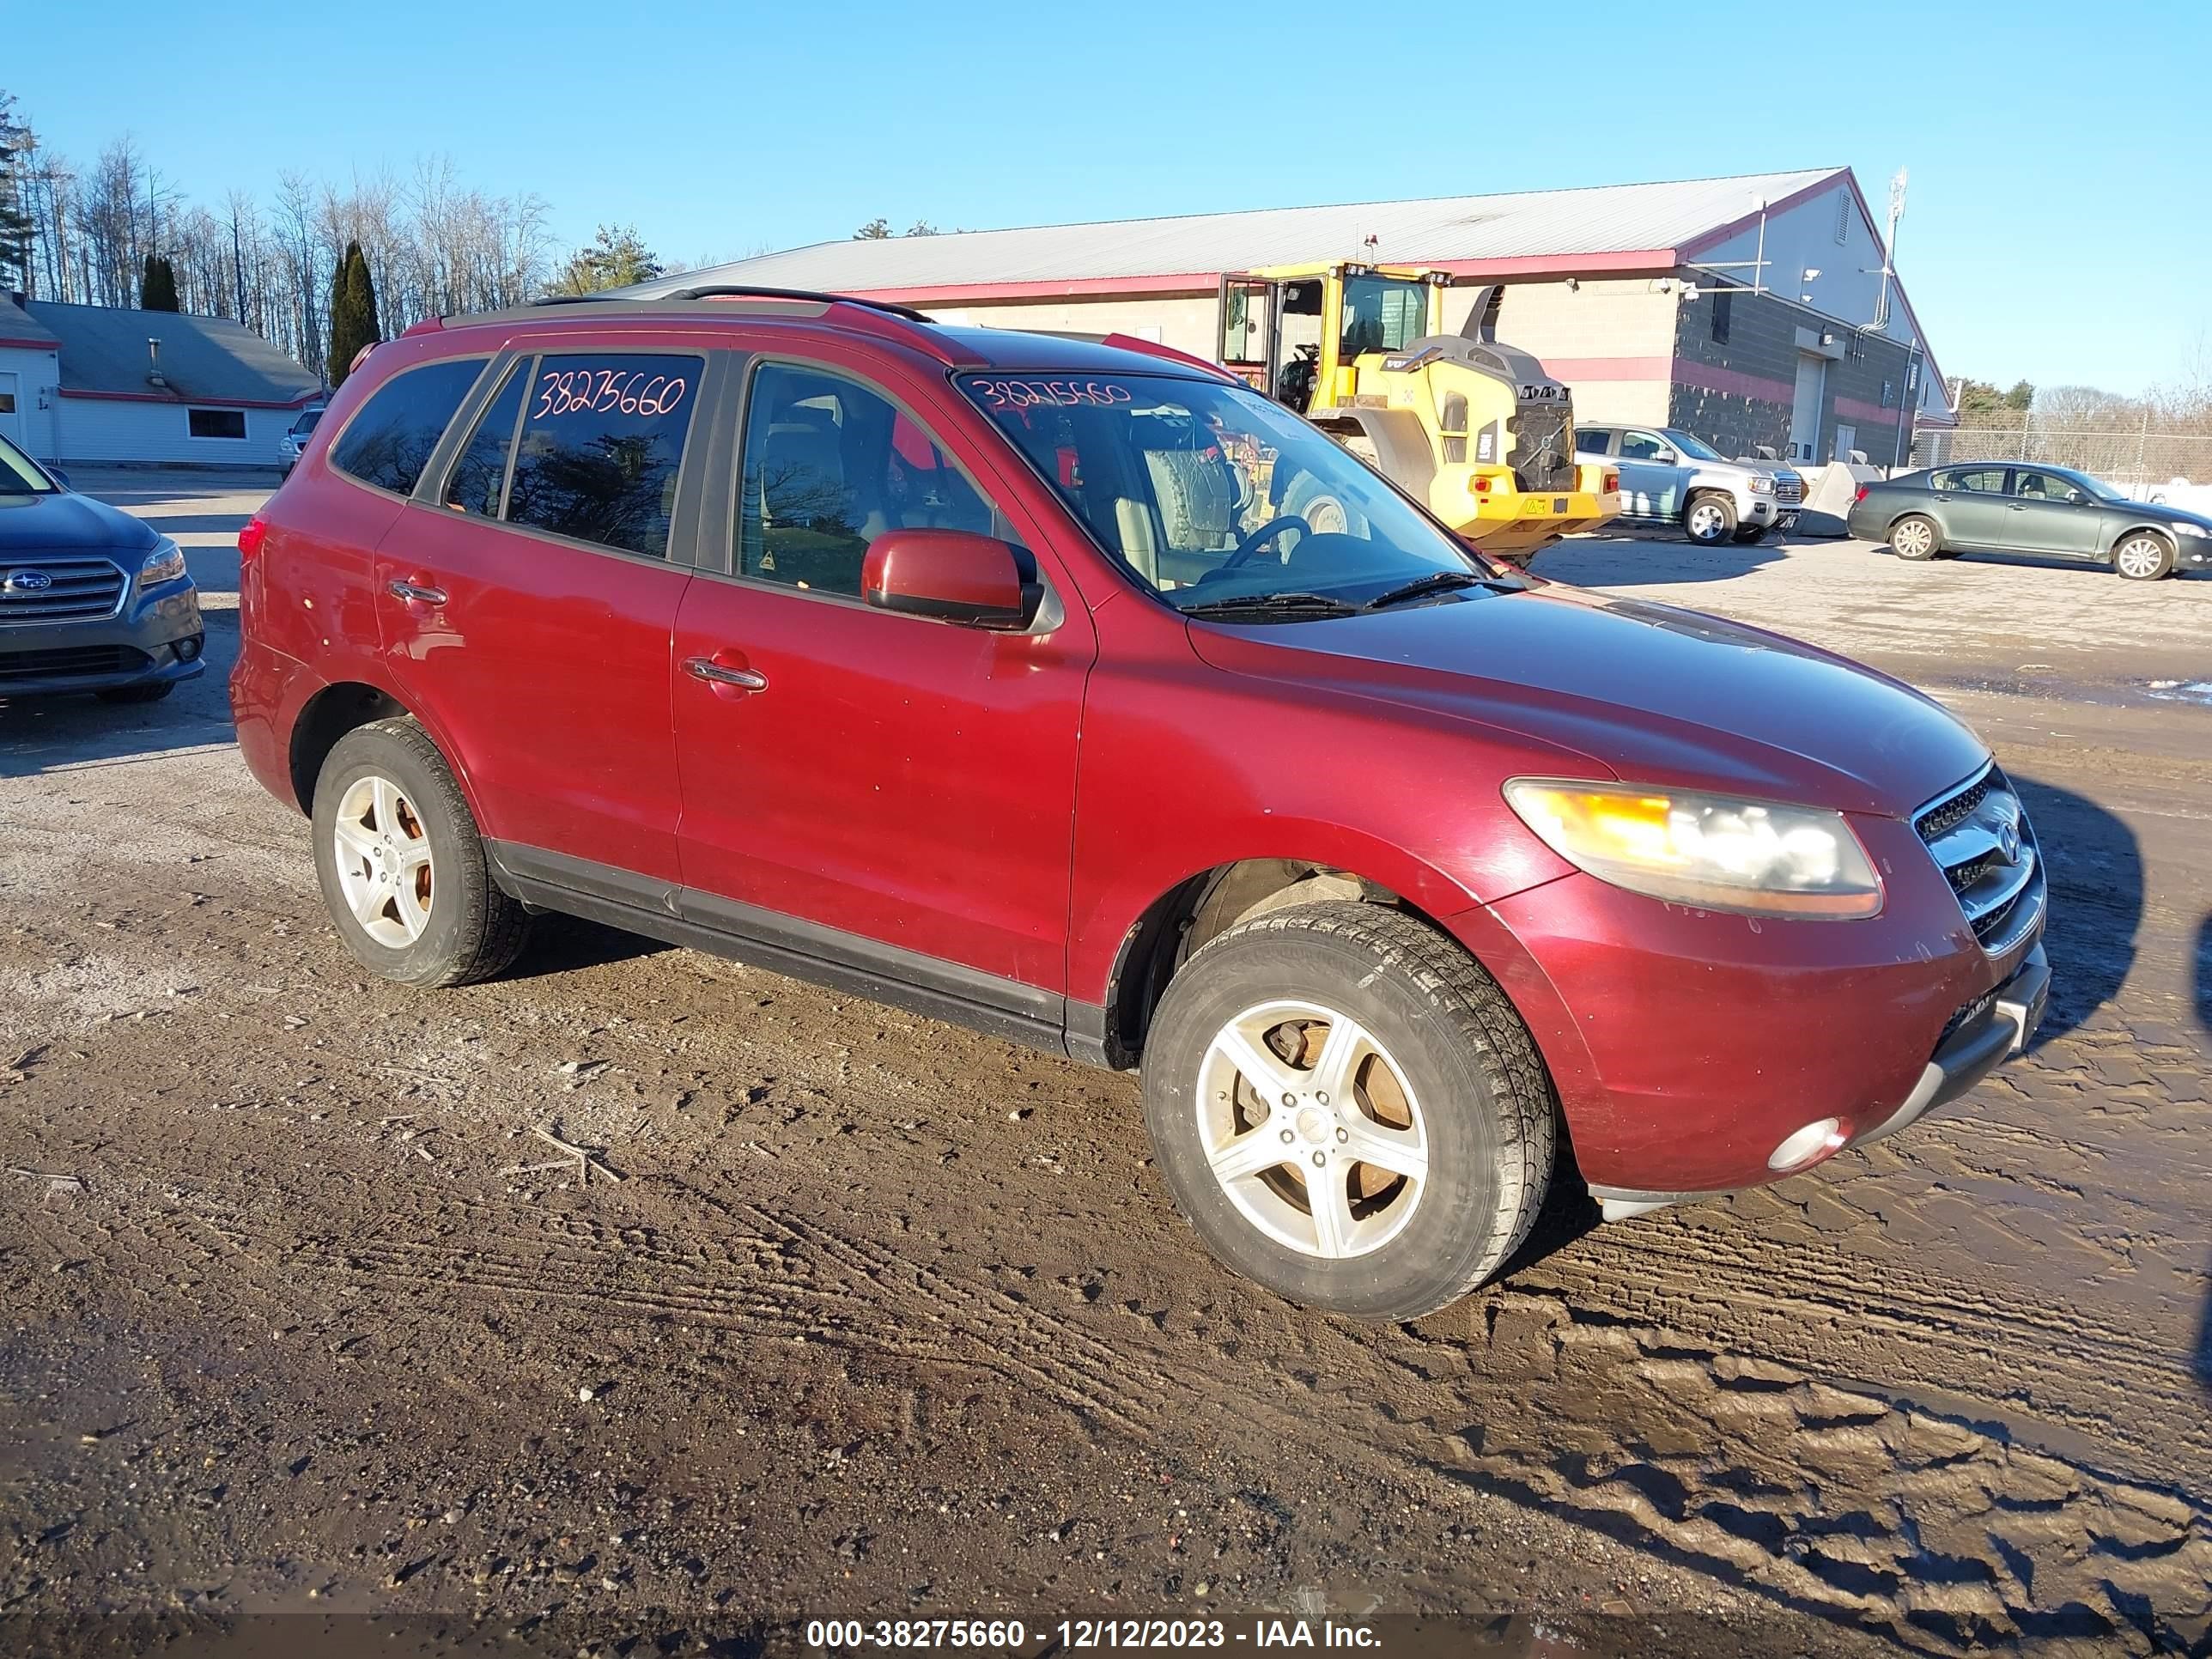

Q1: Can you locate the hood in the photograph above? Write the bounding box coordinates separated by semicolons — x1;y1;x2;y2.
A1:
1186;583;1990;818
0;489;159;555
2117;497;2212;533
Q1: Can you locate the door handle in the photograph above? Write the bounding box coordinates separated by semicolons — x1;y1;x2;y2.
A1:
387;579;447;605
683;656;768;692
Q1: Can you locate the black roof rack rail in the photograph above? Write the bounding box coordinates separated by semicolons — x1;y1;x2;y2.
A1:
526;284;937;324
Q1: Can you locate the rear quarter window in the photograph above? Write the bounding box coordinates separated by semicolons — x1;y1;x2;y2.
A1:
502;353;704;559
330;358;490;496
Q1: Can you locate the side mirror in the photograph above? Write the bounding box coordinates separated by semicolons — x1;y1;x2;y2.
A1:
861;529;1035;629
48;466;71;489
2065;488;2088;505
1650;450;1677;465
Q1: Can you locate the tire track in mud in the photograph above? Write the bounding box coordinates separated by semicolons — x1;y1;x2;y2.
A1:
1510;1212;2212;1493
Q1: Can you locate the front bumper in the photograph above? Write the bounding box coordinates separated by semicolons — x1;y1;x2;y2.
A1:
2172;532;2212;567
0;580;206;696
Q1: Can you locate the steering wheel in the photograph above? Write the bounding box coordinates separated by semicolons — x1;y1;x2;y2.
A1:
1213;514;1313;575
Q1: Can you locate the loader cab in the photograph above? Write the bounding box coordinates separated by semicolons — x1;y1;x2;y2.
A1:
1218;264;1446;416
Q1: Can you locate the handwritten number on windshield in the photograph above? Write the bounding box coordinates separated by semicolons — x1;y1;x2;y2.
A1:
533;368;689;421
975;380;1134;411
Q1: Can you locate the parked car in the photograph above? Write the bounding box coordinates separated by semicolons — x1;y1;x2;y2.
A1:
1849;463;2211;580
1;432;205;702
279;406;326;478
233;291;2050;1320
1575;424;1803;544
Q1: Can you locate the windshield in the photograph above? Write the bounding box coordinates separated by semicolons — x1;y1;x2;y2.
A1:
0;433;58;495
1339;276;1430;359
291;410;325;437
2052;466;2123;502
1660;428;1726;463
963;372;1482;615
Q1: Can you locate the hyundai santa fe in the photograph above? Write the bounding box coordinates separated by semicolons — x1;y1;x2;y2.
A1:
233;288;2051;1320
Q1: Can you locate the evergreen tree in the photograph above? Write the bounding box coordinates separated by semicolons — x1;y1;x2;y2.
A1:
326;241;380;389
140;252;179;310
852;217;890;240
0;90;32;291
549;224;664;295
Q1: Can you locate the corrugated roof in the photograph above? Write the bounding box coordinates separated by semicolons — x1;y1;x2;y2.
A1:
0;295;60;346
26;301;320;404
627;168;1840;297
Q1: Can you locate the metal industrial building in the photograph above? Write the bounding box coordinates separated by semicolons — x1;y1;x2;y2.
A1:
643;167;1951;469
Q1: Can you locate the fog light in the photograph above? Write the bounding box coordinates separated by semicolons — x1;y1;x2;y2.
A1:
1767;1116;1847;1173
174;635;203;661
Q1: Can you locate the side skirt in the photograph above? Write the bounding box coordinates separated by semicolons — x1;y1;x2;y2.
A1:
485;841;1091;1063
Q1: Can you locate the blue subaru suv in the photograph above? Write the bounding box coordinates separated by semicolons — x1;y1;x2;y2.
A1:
0;434;205;703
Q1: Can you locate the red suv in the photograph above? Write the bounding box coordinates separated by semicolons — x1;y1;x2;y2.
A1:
234;289;2050;1319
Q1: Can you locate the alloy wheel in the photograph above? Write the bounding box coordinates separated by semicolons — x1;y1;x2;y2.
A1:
1688;501;1727;541
1194;999;1430;1260
1893;520;1935;558
332;774;434;947
2115;536;2166;580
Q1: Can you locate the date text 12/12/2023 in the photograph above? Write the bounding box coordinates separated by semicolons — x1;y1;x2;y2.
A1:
803;1618;1382;1650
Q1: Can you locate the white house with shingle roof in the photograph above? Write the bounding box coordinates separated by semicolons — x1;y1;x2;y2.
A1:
0;294;320;470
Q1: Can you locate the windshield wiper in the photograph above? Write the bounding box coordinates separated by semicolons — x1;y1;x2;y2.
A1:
1361;569;1513;611
1179;591;1359;622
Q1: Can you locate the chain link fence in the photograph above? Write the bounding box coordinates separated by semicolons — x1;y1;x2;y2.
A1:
1914;426;2212;496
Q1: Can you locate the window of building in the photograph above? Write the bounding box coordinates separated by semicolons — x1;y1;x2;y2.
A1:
1709;289;1731;344
738;362;998;596
441;362;528;518
331;357;489;496
502;353;703;558
187;407;246;440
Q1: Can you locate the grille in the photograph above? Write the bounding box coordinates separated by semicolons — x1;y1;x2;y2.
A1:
2;555;128;623
0;643;149;682
1508;405;1575;492
1773;473;1806;506
1914;763;2043;951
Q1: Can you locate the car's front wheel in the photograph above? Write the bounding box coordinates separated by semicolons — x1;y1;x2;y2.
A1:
1888;514;1941;561
311;717;532;988
1139;902;1554;1321
1684;492;1737;545
2113;532;2175;581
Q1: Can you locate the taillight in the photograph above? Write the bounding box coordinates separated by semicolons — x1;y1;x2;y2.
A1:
1603;470;1620;494
238;515;269;561
1470;477;1492;495
1853;485;1869;504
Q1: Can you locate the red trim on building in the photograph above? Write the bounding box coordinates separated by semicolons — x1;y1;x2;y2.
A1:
1834;395;1901;427
0;337;58;351
58;388;319;410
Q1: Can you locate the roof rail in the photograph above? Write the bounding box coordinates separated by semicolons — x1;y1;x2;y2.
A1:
526;284;937;324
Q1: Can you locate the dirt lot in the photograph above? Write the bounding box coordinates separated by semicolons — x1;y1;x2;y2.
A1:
3;472;2209;1657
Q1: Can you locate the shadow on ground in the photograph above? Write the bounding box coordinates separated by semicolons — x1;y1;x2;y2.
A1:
2010;774;2142;1047
1530;532;1788;586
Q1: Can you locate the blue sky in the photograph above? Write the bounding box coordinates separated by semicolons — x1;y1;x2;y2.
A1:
13;0;2208;395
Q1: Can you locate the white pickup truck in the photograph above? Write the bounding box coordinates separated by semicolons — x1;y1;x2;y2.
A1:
1575;424;1804;544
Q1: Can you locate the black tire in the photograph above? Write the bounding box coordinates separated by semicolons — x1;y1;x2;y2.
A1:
1732;524;1769;545
310;717;531;988
1683;492;1736;545
1888;513;1941;561
95;682;175;704
2112;531;2175;581
1139;901;1555;1321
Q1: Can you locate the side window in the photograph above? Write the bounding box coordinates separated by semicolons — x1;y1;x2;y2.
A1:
502;353;703;558
738;362;999;596
330;358;488;495
1944;467;2009;495
2013;470;2075;501
1575;428;1613;456
441;361;527;518
1619;431;1668;462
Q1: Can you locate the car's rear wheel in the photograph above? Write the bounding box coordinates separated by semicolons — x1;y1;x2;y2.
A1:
2113;532;2174;581
311;717;531;988
95;682;174;704
1888;514;1941;561
1684;492;1736;545
1139;902;1554;1321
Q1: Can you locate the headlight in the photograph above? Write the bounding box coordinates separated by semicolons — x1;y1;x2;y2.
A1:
1747;476;1776;495
2172;520;2209;538
1503;779;1884;918
139;537;187;586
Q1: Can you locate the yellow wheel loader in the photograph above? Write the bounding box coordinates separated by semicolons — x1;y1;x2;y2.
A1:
1217;263;1617;562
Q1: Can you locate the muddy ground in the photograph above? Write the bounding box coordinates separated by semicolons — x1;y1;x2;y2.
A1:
2;473;2208;1658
